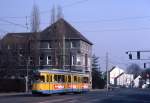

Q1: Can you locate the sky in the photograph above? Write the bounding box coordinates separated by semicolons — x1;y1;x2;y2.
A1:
0;0;150;71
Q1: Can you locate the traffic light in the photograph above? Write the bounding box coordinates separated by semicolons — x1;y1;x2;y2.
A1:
129;53;132;59
137;51;140;59
144;63;146;68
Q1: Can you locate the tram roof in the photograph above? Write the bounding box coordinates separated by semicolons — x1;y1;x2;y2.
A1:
37;69;89;76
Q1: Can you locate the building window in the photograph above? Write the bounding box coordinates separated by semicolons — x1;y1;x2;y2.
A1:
85;54;88;67
28;57;33;65
77;55;81;65
71;41;76;48
47;56;52;65
40;42;52;49
72;55;76;65
48;43;52;49
88;57;91;66
7;45;10;49
39;56;44;65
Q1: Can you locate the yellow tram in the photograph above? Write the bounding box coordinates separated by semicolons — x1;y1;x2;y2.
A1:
32;69;90;94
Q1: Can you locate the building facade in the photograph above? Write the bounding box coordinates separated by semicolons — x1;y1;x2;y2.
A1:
109;66;124;85
0;19;93;79
133;75;141;88
115;73;134;87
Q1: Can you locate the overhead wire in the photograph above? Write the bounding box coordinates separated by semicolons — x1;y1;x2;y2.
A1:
0;18;27;28
72;16;150;23
0;28;7;33
1;0;150;33
0;0;90;32
80;27;150;32
40;0;90;14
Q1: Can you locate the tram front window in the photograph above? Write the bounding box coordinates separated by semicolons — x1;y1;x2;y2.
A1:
83;77;89;83
34;75;45;82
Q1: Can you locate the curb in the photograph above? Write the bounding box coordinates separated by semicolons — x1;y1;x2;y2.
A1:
0;92;31;97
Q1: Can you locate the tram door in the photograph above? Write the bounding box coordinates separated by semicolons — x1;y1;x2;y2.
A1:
64;75;68;92
49;74;52;94
68;75;72;92
44;73;50;94
46;73;52;94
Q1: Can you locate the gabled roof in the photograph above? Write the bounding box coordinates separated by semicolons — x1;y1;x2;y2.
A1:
109;66;125;73
3;19;93;45
2;32;32;44
41;18;93;45
115;72;124;80
2;32;32;40
109;66;116;72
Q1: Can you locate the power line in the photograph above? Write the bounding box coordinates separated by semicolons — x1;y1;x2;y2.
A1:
72;16;150;23
0;0;150;24
40;0;90;14
0;16;26;19
81;27;150;32
0;18;27;28
0;28;8;33
62;0;89;8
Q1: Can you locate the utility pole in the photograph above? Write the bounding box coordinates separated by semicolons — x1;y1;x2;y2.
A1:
25;16;29;93
62;35;65;70
25;56;30;93
106;52;109;96
26;16;28;31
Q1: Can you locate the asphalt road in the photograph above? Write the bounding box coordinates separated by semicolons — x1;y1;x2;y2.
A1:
0;88;150;103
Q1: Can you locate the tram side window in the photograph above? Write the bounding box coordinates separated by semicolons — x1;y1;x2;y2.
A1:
54;75;65;83
46;75;49;82
49;75;52;82
37;76;45;82
74;76;77;82
65;76;67;83
78;77;81;83
54;75;58;82
68;75;71;83
58;75;65;83
83;77;89;83
62;75;65;82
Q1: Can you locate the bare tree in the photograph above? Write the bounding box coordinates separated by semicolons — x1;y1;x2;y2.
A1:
57;5;64;20
51;5;64;25
30;4;40;32
51;5;56;24
30;4;41;68
56;16;66;69
126;63;142;78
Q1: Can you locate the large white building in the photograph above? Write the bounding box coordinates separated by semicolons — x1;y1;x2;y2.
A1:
109;66;134;87
115;73;134;87
133;75;142;88
109;66;124;85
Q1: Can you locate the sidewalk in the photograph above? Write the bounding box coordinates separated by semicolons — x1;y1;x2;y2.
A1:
90;89;106;92
0;92;31;97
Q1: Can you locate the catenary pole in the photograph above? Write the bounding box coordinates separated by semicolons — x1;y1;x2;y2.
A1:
106;52;109;96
